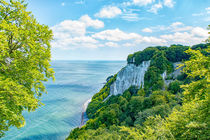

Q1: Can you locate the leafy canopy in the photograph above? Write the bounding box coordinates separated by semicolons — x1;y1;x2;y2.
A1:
0;0;54;137
142;43;210;140
68;29;210;139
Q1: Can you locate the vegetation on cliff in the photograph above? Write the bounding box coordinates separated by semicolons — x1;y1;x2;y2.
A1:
68;40;209;139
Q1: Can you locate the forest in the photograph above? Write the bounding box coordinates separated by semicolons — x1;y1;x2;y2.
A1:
0;0;209;139
67;42;210;140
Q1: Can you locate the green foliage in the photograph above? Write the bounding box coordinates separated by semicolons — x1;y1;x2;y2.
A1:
181;48;209;102
135;104;171;126
165;45;190;62
141;115;174;139
128;96;144;119
86;74;117;118
150;51;172;73
98;104;121;126
69;41;210;139
127;45;189;65
137;87;145;96
0;0;54;137
67;125;141;140
144;66;164;91
192;43;210;56
127;47;158;65
144;50;173;91
141;46;210;139
168;80;182;94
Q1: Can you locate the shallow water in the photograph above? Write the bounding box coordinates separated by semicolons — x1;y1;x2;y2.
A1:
3;60;125;140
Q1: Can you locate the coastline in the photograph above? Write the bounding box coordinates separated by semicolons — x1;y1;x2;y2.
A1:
80;98;91;128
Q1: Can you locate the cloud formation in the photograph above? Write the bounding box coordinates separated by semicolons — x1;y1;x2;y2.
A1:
163;0;175;8
121;10;140;21
95;6;122;18
133;0;155;6
149;3;163;14
61;2;65;6
51;15;103;49
142;28;153;33
80;15;104;29
206;7;210;14
51;17;208;50
92;28;141;41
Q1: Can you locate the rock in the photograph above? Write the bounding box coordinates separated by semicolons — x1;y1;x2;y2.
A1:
162;62;183;86
110;61;150;95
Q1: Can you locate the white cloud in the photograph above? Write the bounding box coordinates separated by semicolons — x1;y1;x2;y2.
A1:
52;36;98;49
52;20;86;37
160;27;208;45
150;22;193;32
161;32;193;44
95;6;122;18
163;0;174;8
51;15;104;49
61;2;65;6
137;36;166;45
121;0;174;15
133;0;155;6
192;13;204;16
121;12;140;21
169;22;195;32
142;28;153;33
105;42;119;47
120;9;142;21
191;27;209;38
79;15;104;29
204;17;210;21
52;16;208;50
170;22;183;27
122;2;132;7
192;7;210;16
172;26;193;32
92;28;166;46
92;28;141;41
123;43;136;47
206;7;210;14
75;0;85;5
149;3;163;14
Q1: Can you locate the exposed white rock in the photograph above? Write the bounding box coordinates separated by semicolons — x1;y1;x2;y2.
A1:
161;71;167;80
110;61;150;95
172;62;183;78
163;62;183;86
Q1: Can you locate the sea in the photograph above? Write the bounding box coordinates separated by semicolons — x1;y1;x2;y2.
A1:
2;60;126;140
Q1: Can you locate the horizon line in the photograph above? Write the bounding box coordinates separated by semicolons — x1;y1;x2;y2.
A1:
51;59;126;61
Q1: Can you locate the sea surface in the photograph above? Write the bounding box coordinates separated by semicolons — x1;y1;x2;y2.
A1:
3;60;126;140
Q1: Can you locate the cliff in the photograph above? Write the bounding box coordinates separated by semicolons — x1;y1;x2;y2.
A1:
67;43;209;140
110;61;150;95
109;61;182;96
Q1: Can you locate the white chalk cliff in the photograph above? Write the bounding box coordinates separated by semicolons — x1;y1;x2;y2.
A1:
110;61;150;95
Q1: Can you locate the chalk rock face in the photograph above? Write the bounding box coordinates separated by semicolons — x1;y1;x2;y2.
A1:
161;71;167;80
110;61;150;95
163;62;183;86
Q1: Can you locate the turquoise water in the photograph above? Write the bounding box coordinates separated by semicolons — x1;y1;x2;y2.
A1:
3;61;125;140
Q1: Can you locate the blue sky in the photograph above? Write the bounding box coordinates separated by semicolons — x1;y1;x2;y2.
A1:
26;0;210;60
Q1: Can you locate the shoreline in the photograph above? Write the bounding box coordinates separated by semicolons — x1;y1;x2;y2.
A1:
80;98;91;128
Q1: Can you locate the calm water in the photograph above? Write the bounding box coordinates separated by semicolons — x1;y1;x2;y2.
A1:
3;60;125;140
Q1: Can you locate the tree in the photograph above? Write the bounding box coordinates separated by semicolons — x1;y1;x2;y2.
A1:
168;80;182;94
0;0;54;137
142;44;210;139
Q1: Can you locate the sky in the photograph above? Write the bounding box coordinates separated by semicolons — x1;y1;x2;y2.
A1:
26;0;210;60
